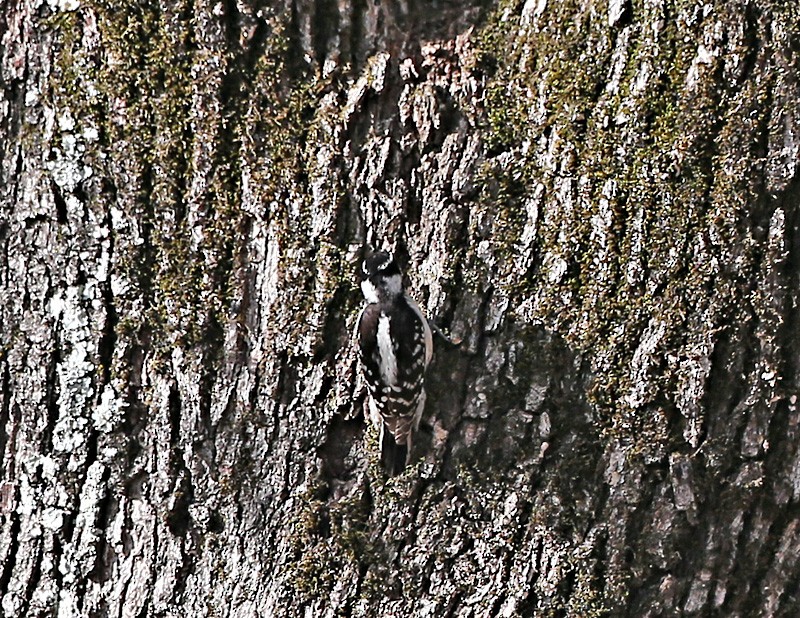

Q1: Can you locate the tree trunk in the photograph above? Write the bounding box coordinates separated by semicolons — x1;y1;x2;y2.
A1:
2;0;799;615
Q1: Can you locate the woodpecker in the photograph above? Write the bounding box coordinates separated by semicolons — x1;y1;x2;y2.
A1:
355;249;433;475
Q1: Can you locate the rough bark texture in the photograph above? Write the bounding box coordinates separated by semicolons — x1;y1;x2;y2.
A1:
2;0;800;615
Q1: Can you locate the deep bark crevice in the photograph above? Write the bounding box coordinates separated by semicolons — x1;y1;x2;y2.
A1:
0;508;20;597
3;0;800;615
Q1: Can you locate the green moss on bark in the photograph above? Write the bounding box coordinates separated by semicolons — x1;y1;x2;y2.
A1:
474;0;770;456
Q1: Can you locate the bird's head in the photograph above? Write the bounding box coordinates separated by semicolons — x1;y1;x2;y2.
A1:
359;249;403;303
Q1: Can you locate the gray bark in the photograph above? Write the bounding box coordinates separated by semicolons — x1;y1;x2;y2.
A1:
1;0;799;616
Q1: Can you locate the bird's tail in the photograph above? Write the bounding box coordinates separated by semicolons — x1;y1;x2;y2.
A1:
380;425;409;476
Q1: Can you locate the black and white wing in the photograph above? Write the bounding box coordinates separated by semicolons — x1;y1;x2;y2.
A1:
356;298;432;474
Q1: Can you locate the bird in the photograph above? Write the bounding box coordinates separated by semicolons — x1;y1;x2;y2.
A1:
354;249;433;475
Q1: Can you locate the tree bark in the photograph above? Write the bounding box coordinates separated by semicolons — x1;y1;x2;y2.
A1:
2;0;799;616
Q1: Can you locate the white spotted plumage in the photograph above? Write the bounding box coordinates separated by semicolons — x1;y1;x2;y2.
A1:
355;250;433;475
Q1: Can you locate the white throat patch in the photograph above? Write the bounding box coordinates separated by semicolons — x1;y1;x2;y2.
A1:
361;274;402;303
376;314;398;386
384;274;402;297
361;279;379;304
